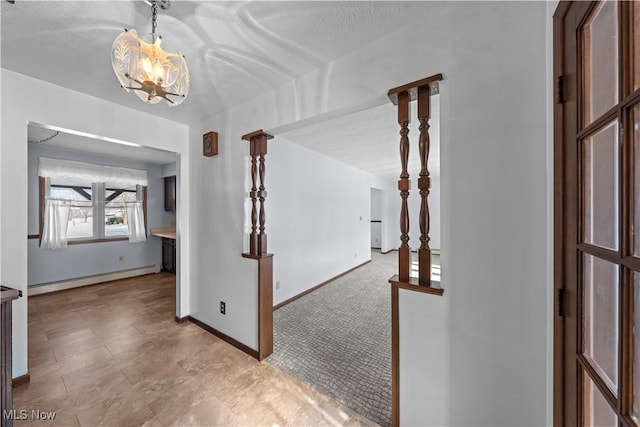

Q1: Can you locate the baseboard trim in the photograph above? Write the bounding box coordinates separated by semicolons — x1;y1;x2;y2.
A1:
174;315;189;323
28;265;161;296
188;316;260;360
274;259;371;310
12;373;30;387
381;248;441;255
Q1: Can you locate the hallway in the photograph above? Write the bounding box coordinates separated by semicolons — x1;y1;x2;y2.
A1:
14;273;376;426
267;250;441;427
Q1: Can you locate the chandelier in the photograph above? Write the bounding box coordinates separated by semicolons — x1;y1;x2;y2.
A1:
111;0;189;106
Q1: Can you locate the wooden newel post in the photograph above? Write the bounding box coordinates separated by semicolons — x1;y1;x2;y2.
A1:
242;130;273;256
241;129;274;361
387;74;444;427
397;91;411;283
417;84;431;286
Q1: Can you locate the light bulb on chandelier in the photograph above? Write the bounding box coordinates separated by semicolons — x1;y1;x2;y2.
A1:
111;0;189;106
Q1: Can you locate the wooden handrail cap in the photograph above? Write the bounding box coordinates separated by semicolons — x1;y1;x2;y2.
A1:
241;129;274;142
388;73;443;105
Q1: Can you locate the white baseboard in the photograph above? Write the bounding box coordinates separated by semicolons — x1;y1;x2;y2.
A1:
28;265;161;296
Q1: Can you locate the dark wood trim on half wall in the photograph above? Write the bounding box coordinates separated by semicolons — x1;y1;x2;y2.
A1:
187;316;260;360
388;279;444;427
241;253;274;361
273;259;371;310
390;284;400;427
12;373;30;387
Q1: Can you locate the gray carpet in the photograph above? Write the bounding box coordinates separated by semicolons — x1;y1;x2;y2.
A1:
266;250;397;427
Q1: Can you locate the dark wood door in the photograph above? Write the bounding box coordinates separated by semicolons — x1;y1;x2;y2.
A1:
555;1;640;425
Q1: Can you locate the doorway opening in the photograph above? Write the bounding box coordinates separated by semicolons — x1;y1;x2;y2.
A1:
26;122;183;318
262;96;441;426
371;188;383;251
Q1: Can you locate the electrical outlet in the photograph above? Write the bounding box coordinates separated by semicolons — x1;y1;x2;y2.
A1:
275;281;280;290
220;301;226;315
118;256;124;262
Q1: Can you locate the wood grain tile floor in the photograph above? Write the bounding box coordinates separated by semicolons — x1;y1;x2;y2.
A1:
14;273;378;427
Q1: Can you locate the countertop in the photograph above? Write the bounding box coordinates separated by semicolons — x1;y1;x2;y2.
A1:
150;228;176;239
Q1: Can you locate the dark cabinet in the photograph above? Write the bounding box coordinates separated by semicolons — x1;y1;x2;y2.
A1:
164;176;176;212
2;285;22;427
162;238;176;273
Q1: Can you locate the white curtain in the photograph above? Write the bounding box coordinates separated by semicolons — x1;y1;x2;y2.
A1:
41;199;71;249
126;201;146;243
39;157;147;187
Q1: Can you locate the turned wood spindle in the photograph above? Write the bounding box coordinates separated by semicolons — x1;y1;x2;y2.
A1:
242;130;273;257
417;85;432;286
397;91;411;282
250;150;258;255
241;129;275;361
258;151;267;255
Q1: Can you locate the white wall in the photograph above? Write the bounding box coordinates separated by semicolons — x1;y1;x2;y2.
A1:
268;137;372;305
371;188;383;221
161;161;177;178
1;69;190;378
27;144;173;286
187;115;259;350
435;3;547;424
546;2;560;426
189;2;547;425
399;288;449;426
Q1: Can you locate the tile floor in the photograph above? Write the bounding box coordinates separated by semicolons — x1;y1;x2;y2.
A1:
13;273;377;426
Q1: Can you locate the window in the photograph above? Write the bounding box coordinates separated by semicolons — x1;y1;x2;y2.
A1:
105;188;138;237
47;181;144;242
38;157;148;245
50;184;93;240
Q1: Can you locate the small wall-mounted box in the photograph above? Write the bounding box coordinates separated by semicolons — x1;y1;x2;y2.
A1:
203;131;218;157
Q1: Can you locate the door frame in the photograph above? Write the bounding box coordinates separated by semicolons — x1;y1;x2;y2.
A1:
554;1;640;425
553;1;570;422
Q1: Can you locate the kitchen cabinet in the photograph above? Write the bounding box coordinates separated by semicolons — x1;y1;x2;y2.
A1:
164;176;176;212
162;237;176;273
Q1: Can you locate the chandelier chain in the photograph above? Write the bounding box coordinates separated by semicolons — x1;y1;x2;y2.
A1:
151;1;158;36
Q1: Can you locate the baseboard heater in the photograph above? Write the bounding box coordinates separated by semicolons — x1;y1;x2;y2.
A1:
27;265;161;296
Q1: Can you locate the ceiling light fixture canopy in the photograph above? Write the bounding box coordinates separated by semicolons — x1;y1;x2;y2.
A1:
111;0;189;106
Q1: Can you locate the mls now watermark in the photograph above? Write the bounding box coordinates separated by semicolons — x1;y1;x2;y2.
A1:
3;409;57;421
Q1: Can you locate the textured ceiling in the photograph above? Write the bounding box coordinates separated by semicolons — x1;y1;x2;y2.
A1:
1;1;447;126
279;95;440;179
